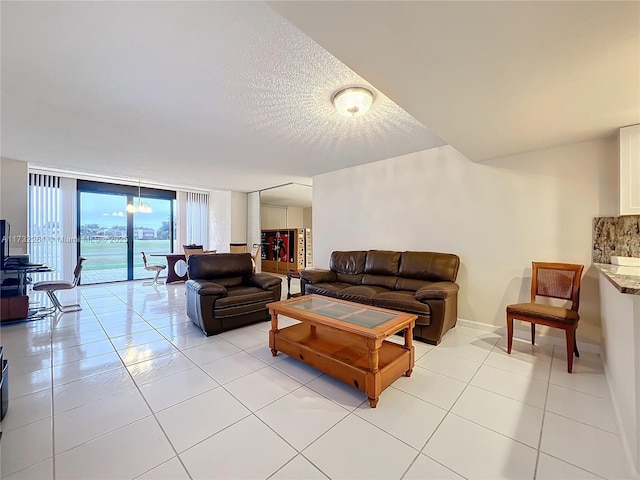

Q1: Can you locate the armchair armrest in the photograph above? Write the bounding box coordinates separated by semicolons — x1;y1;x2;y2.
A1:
186;279;227;297
415;282;459;301
299;269;336;284
247;273;282;290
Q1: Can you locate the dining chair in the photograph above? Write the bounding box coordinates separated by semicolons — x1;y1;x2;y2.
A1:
32;257;87;313
183;244;204;259
250;243;261;272
506;262;584;373
141;252;166;286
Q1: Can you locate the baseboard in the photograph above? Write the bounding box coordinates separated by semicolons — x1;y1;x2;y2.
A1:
455;318;602;355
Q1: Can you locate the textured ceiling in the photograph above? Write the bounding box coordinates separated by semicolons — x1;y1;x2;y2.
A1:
0;1;444;194
270;0;640;162
3;2;637;203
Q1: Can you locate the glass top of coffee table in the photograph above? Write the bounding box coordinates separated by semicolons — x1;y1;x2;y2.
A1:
285;295;399;329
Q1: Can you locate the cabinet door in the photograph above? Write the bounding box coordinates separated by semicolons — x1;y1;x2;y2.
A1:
619;124;640;215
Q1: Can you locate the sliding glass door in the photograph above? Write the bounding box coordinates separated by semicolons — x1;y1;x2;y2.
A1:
79;191;129;283
77;180;176;284
132;198;174;280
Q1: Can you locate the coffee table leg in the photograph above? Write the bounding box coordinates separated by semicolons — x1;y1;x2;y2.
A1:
404;325;414;377
368;339;381;408
270;312;279;356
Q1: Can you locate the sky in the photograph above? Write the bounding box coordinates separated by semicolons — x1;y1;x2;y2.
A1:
80;193;173;229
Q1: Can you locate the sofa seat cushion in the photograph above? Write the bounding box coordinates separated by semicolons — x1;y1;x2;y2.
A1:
215;286;274;308
305;282;351;298
373;291;431;318
336;285;391;305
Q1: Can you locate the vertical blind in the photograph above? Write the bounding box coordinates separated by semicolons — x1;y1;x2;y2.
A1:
28;173;77;281
176;191;209;250
28;174;61;281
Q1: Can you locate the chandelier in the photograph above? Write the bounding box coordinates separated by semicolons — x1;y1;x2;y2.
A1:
126;180;152;214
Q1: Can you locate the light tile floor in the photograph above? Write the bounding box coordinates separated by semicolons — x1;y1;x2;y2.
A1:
0;279;637;479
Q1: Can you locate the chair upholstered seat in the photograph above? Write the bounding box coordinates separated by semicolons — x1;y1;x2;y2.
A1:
506;303;579;324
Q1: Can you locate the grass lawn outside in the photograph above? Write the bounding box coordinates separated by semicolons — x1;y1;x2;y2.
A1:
81;239;172;271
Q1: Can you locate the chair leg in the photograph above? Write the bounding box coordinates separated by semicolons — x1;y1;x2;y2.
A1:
46;290;82;313
506;314;514;354
565;327;575;373
153;269;161;285
573;330;580;357
531;323;536;345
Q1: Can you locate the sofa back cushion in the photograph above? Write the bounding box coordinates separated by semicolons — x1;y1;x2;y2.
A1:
188;253;253;281
330;251;366;275
398;251;460;282
364;250;401;276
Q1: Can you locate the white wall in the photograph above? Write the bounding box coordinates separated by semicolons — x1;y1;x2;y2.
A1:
286;206;304;228
230;191;247;244
599;274;640;475
0;158;28;252
261;205;287;229
303;207;312;228
312;139;618;344
207;190;232;253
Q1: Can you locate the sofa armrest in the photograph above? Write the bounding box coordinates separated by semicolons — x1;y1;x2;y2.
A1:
247;273;282;290
186;279;227;297
415;282;459;301
299;269;336;284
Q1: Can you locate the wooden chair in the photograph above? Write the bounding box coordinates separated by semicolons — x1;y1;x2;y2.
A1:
141;252;166;285
250;243;261;272
506;262;584;373
183;244;204;259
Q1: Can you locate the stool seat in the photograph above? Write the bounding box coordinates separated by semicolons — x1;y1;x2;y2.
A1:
141;252;166;285
32;257;86;313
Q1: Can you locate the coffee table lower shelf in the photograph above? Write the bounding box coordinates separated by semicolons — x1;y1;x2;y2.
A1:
270;323;412;407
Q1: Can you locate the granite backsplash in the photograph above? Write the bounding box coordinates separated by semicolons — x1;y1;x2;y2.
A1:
593;215;640;264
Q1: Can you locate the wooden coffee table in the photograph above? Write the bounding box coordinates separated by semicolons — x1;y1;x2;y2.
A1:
267;295;416;407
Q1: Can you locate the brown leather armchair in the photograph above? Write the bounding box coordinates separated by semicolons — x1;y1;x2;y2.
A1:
186;253;282;336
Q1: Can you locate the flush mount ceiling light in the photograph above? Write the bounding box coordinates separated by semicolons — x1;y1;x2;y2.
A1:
332;86;374;117
126;180;153;214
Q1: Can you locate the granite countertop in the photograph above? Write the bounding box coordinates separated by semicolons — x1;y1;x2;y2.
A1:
595;263;640;295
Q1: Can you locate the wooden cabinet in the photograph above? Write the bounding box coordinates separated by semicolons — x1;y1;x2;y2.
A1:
619;124;640;216
260;228;311;274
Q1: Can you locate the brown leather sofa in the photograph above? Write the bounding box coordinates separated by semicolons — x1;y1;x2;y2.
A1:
186;253;282;336
299;250;460;345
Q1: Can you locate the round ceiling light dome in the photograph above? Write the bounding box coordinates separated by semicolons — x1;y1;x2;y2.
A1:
332;86;374;117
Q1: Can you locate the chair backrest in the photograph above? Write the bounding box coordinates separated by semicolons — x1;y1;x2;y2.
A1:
183;244;204;259
72;257;87;287
531;262;584;311
141;252;149;267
